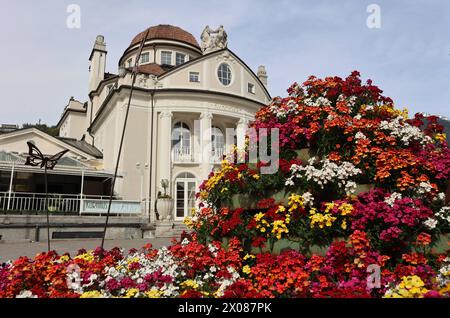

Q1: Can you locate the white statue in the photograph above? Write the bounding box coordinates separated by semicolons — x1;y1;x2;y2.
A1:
215;25;228;49
200;25;228;53
201;25;213;52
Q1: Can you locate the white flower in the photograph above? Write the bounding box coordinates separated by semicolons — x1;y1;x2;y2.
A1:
16;290;37;298
355;132;367;140
285;159;361;193
181;238;190;246
302;192;315;207
379;117;432;146
384;192;402;207
423;218;438;230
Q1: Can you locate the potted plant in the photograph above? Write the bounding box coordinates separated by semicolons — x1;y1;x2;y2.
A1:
156;179;174;221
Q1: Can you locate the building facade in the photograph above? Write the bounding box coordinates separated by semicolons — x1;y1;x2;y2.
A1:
0;24;270;226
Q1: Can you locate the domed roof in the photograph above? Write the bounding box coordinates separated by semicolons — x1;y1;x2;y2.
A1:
129;24;200;50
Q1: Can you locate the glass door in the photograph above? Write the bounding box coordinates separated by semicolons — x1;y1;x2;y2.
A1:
174;178;196;221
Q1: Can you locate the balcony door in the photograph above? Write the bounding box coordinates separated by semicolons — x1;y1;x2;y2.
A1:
174;173;196;221
172;122;192;162
211;126;224;162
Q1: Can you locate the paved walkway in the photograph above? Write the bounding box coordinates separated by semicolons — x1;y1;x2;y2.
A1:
0;238;173;262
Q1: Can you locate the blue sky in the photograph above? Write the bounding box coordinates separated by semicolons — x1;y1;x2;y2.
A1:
0;0;449;125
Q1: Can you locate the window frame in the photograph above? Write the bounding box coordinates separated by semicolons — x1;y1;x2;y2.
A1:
161;51;173;65
248;82;255;94
189;72;200;83
175;52;186;66
217;63;232;86
140;52;150;64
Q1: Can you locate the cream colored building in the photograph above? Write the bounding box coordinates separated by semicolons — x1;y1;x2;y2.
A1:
0;24;270;225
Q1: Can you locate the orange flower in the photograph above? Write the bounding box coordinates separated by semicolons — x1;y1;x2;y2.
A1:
415;232;432;246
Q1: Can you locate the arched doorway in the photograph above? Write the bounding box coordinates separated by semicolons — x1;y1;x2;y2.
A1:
174;172;197;221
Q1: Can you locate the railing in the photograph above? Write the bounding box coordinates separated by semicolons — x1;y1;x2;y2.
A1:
173;147;193;163
212;148;224;163
0;192;141;215
172;147;225;163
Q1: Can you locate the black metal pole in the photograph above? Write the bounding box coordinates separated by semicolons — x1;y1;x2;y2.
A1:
44;165;50;252
100;30;149;254
148;91;155;223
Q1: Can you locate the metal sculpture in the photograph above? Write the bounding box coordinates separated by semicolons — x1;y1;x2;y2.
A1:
25;141;68;252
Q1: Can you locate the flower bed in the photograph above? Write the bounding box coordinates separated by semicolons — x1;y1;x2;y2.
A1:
1;71;449;298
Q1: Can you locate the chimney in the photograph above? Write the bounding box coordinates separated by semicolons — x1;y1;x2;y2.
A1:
257;65;268;87
88;35;107;93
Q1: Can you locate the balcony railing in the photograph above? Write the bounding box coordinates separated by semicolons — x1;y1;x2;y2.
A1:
173;147;194;163
0;192;141;215
212;148;225;163
172;147;225;163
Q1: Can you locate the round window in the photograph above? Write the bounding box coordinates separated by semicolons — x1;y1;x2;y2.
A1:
217;63;232;86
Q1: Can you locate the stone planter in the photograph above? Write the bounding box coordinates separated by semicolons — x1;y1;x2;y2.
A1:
354;183;375;196
156;198;174;221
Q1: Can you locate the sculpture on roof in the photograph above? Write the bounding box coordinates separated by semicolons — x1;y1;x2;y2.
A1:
201;25;228;54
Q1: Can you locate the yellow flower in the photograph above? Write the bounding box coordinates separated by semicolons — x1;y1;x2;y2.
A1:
145;289;163;298
276;205;286;214
341;221;347;230
243;254;256;261
252;174;260;180
242;265;251;275
180;279;199;290
221;187;228;193
288;193;304;211
59;255;70;263
74;251;95;263
338;203;353;216
183;217;194;229
435;133;447;143
254;212;265;222
80;291;104;298
384;276;428;298
124;288;139;298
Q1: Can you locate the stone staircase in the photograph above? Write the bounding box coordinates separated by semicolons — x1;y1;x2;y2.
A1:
154;221;190;239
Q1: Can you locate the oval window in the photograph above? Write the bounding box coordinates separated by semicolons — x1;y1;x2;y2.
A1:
217;63;232;86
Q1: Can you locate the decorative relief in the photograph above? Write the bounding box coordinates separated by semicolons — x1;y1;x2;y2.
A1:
159;110;173;118
215;50;236;65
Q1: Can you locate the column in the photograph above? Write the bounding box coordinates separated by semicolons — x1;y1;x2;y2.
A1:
236;118;248;150
236;118;249;163
158;111;172;193
200;111;213;179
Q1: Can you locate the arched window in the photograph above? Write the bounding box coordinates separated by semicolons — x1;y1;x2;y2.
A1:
172;122;192;162
211;126;224;161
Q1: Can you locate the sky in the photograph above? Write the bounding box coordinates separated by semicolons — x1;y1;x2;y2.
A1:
0;0;449;125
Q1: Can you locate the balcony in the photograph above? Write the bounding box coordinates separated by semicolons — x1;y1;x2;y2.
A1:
173;147;194;163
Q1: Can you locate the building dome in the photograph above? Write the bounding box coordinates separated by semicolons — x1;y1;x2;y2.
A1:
129;24;200;50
